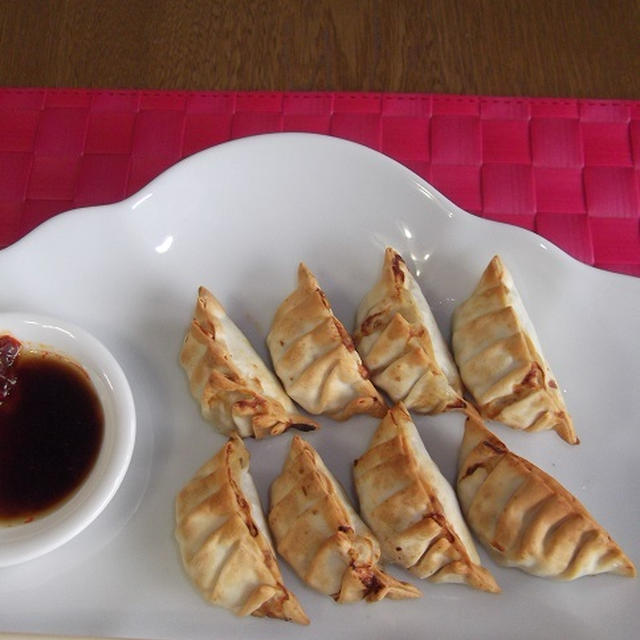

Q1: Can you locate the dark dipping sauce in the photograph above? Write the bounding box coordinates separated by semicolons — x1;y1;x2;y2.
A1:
0;334;104;525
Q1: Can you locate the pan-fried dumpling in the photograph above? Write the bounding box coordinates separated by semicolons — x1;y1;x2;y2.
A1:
175;435;309;624
354;404;499;592
180;287;318;438
267;263;386;421
354;248;465;414
457;414;636;579
451;255;578;444
269;435;421;603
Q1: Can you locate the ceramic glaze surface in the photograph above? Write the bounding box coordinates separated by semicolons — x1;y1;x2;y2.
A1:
0;134;637;639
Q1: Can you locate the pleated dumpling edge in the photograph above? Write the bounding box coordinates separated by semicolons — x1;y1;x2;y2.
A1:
268;434;422;603
267;263;387;421
354;247;466;415
180;286;318;438
452;255;578;445
175;435;310;624
456;414;635;580
354;403;499;593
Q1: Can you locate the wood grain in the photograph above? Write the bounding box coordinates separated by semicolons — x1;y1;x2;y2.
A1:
0;0;638;98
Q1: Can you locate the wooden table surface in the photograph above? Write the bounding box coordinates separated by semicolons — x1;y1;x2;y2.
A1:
0;0;638;99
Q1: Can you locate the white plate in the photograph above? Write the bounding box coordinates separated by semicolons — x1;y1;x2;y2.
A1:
0;133;638;640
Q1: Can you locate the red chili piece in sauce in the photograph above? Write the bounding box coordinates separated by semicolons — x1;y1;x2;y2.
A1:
0;335;21;403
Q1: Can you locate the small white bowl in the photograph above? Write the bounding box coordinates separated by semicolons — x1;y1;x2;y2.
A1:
0;312;136;567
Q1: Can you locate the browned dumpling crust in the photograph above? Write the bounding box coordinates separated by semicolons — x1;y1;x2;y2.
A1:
180;286;318;438
269;435;421;603
175;435;309;624
267;263;386;421
354;248;465;414
452;255;578;444
354;404;499;592
457;414;636;580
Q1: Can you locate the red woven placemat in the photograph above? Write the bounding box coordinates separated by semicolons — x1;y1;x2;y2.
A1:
1;89;639;275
